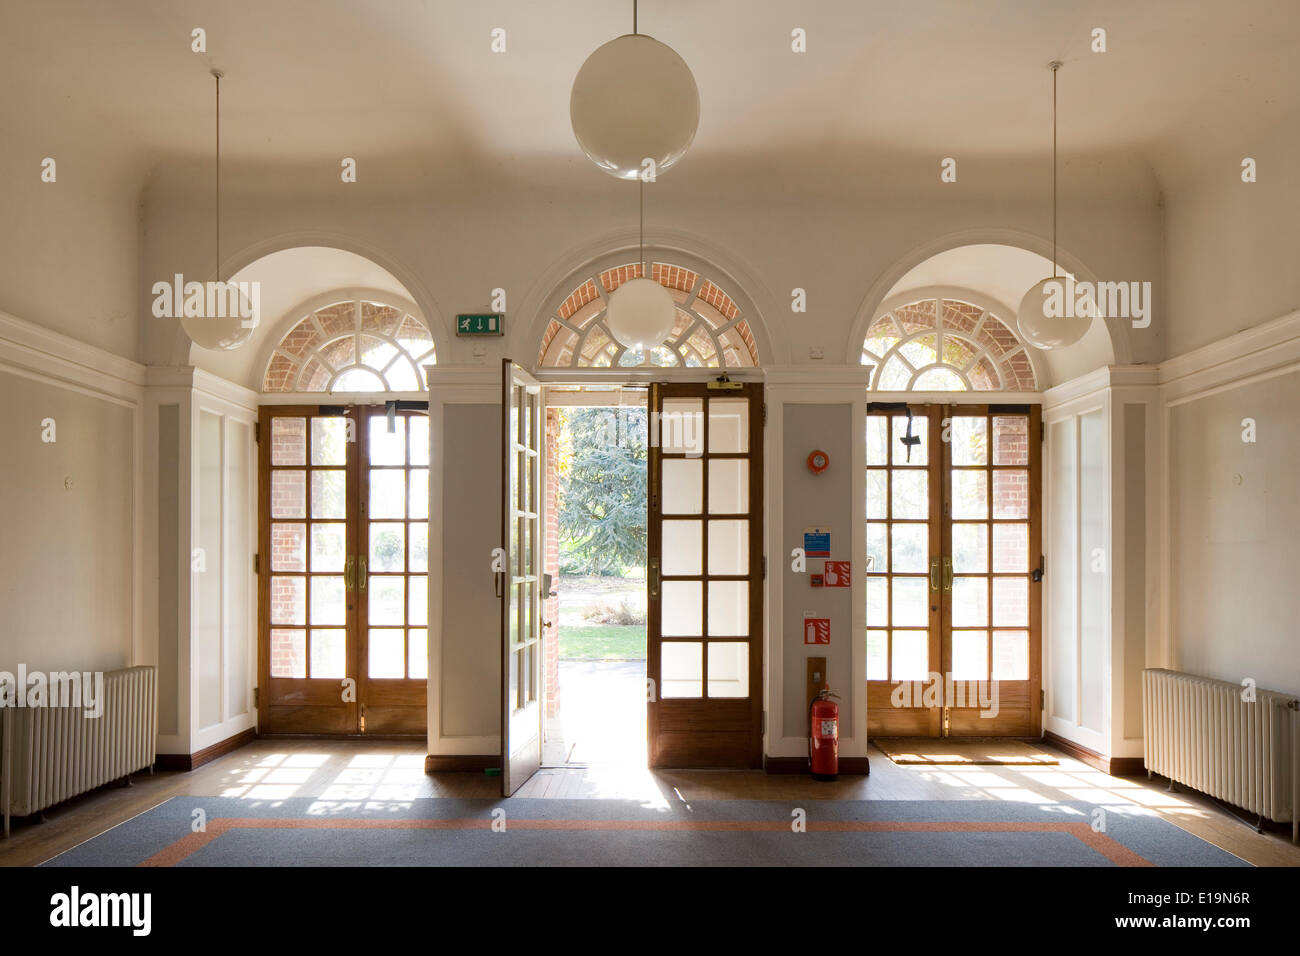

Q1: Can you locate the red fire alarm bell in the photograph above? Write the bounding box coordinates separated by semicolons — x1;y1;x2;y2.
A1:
807;450;829;474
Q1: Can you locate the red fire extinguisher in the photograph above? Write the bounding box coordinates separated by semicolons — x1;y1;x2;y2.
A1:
809;687;840;780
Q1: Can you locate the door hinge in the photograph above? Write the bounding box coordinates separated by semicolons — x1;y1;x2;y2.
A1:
254;421;260;443
1032;555;1045;582
254;553;260;575
1040;421;1045;442
1039;689;1045;710
253;687;260;708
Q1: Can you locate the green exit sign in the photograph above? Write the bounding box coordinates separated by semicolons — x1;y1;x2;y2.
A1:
456;313;504;336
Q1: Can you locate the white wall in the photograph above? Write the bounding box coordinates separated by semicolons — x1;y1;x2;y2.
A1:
0;372;134;672
0;313;143;675
1164;121;1300;357
1168;361;1300;696
0;154;142;361
1160;127;1300;698
144;367;258;756
767;381;869;760
190;387;257;751
1043;397;1110;755
137;154;1162;372
1042;367;1157;761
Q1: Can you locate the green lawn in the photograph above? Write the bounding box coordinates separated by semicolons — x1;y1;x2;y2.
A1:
558;624;646;661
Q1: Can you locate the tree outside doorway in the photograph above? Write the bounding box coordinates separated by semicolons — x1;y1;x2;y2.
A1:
544;406;647;766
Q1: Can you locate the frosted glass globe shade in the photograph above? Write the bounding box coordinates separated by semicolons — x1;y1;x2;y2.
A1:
570;34;700;180
605;278;675;349
1016;276;1092;350
180;281;257;351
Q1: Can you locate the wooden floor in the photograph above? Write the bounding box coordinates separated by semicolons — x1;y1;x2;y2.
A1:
3;737;1298;867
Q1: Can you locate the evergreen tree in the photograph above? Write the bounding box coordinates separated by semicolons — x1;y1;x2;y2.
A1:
557;407;647;574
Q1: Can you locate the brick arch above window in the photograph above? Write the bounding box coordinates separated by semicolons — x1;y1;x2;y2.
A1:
262;299;436;393
861;297;1036;392
538;262;760;369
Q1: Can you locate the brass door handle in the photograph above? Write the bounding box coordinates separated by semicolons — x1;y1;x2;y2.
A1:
359;557;367;590
344;556;355;592
649;558;660;599
930;558;940;592
942;556;953;591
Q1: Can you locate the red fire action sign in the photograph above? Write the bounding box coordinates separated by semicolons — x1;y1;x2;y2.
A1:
823;561;850;587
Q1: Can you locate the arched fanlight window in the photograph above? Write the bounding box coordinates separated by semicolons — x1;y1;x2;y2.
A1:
538;262;759;368
861;298;1036;391
262;299;436;393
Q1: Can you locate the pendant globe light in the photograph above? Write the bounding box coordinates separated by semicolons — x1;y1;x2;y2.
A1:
182;69;256;351
570;1;700;180
605;180;675;350
1017;61;1092;351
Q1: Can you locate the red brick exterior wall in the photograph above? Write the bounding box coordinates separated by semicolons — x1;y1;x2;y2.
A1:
544;408;561;718
268;418;309;676
991;417;1031;629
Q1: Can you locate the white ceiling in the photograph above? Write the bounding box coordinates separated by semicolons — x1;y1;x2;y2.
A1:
4;0;1297;192
193;246;414;384
884;243;1115;382
887;244;1057;316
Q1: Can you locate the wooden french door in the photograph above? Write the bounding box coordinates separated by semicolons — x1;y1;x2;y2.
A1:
257;404;429;735
647;382;764;768
500;361;544;795
866;404;1042;737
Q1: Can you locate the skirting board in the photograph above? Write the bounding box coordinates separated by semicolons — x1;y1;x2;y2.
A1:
155;728;256;772
421;755;871;775
764;756;871;775
424;754;501;773
1043;732;1145;777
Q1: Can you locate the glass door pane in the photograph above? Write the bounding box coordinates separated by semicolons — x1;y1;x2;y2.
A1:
648;383;763;769
941;406;1040;737
865;404;1041;739
865;407;943;738
260;407;360;734
359;408;431;735
501;362;544;794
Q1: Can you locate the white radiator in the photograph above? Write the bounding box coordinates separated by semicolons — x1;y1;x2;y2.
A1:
2;665;156;838
1143;667;1299;842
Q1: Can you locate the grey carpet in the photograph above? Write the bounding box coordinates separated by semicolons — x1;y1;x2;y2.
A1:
43;796;1248;867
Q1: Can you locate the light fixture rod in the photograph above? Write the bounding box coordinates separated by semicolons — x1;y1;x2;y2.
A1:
639;177;644;273
633;0;638;35
213;68;223;284
1050;60;1060;278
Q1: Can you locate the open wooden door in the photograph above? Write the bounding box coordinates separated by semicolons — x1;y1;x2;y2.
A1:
647;381;764;768
500;360;544;794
